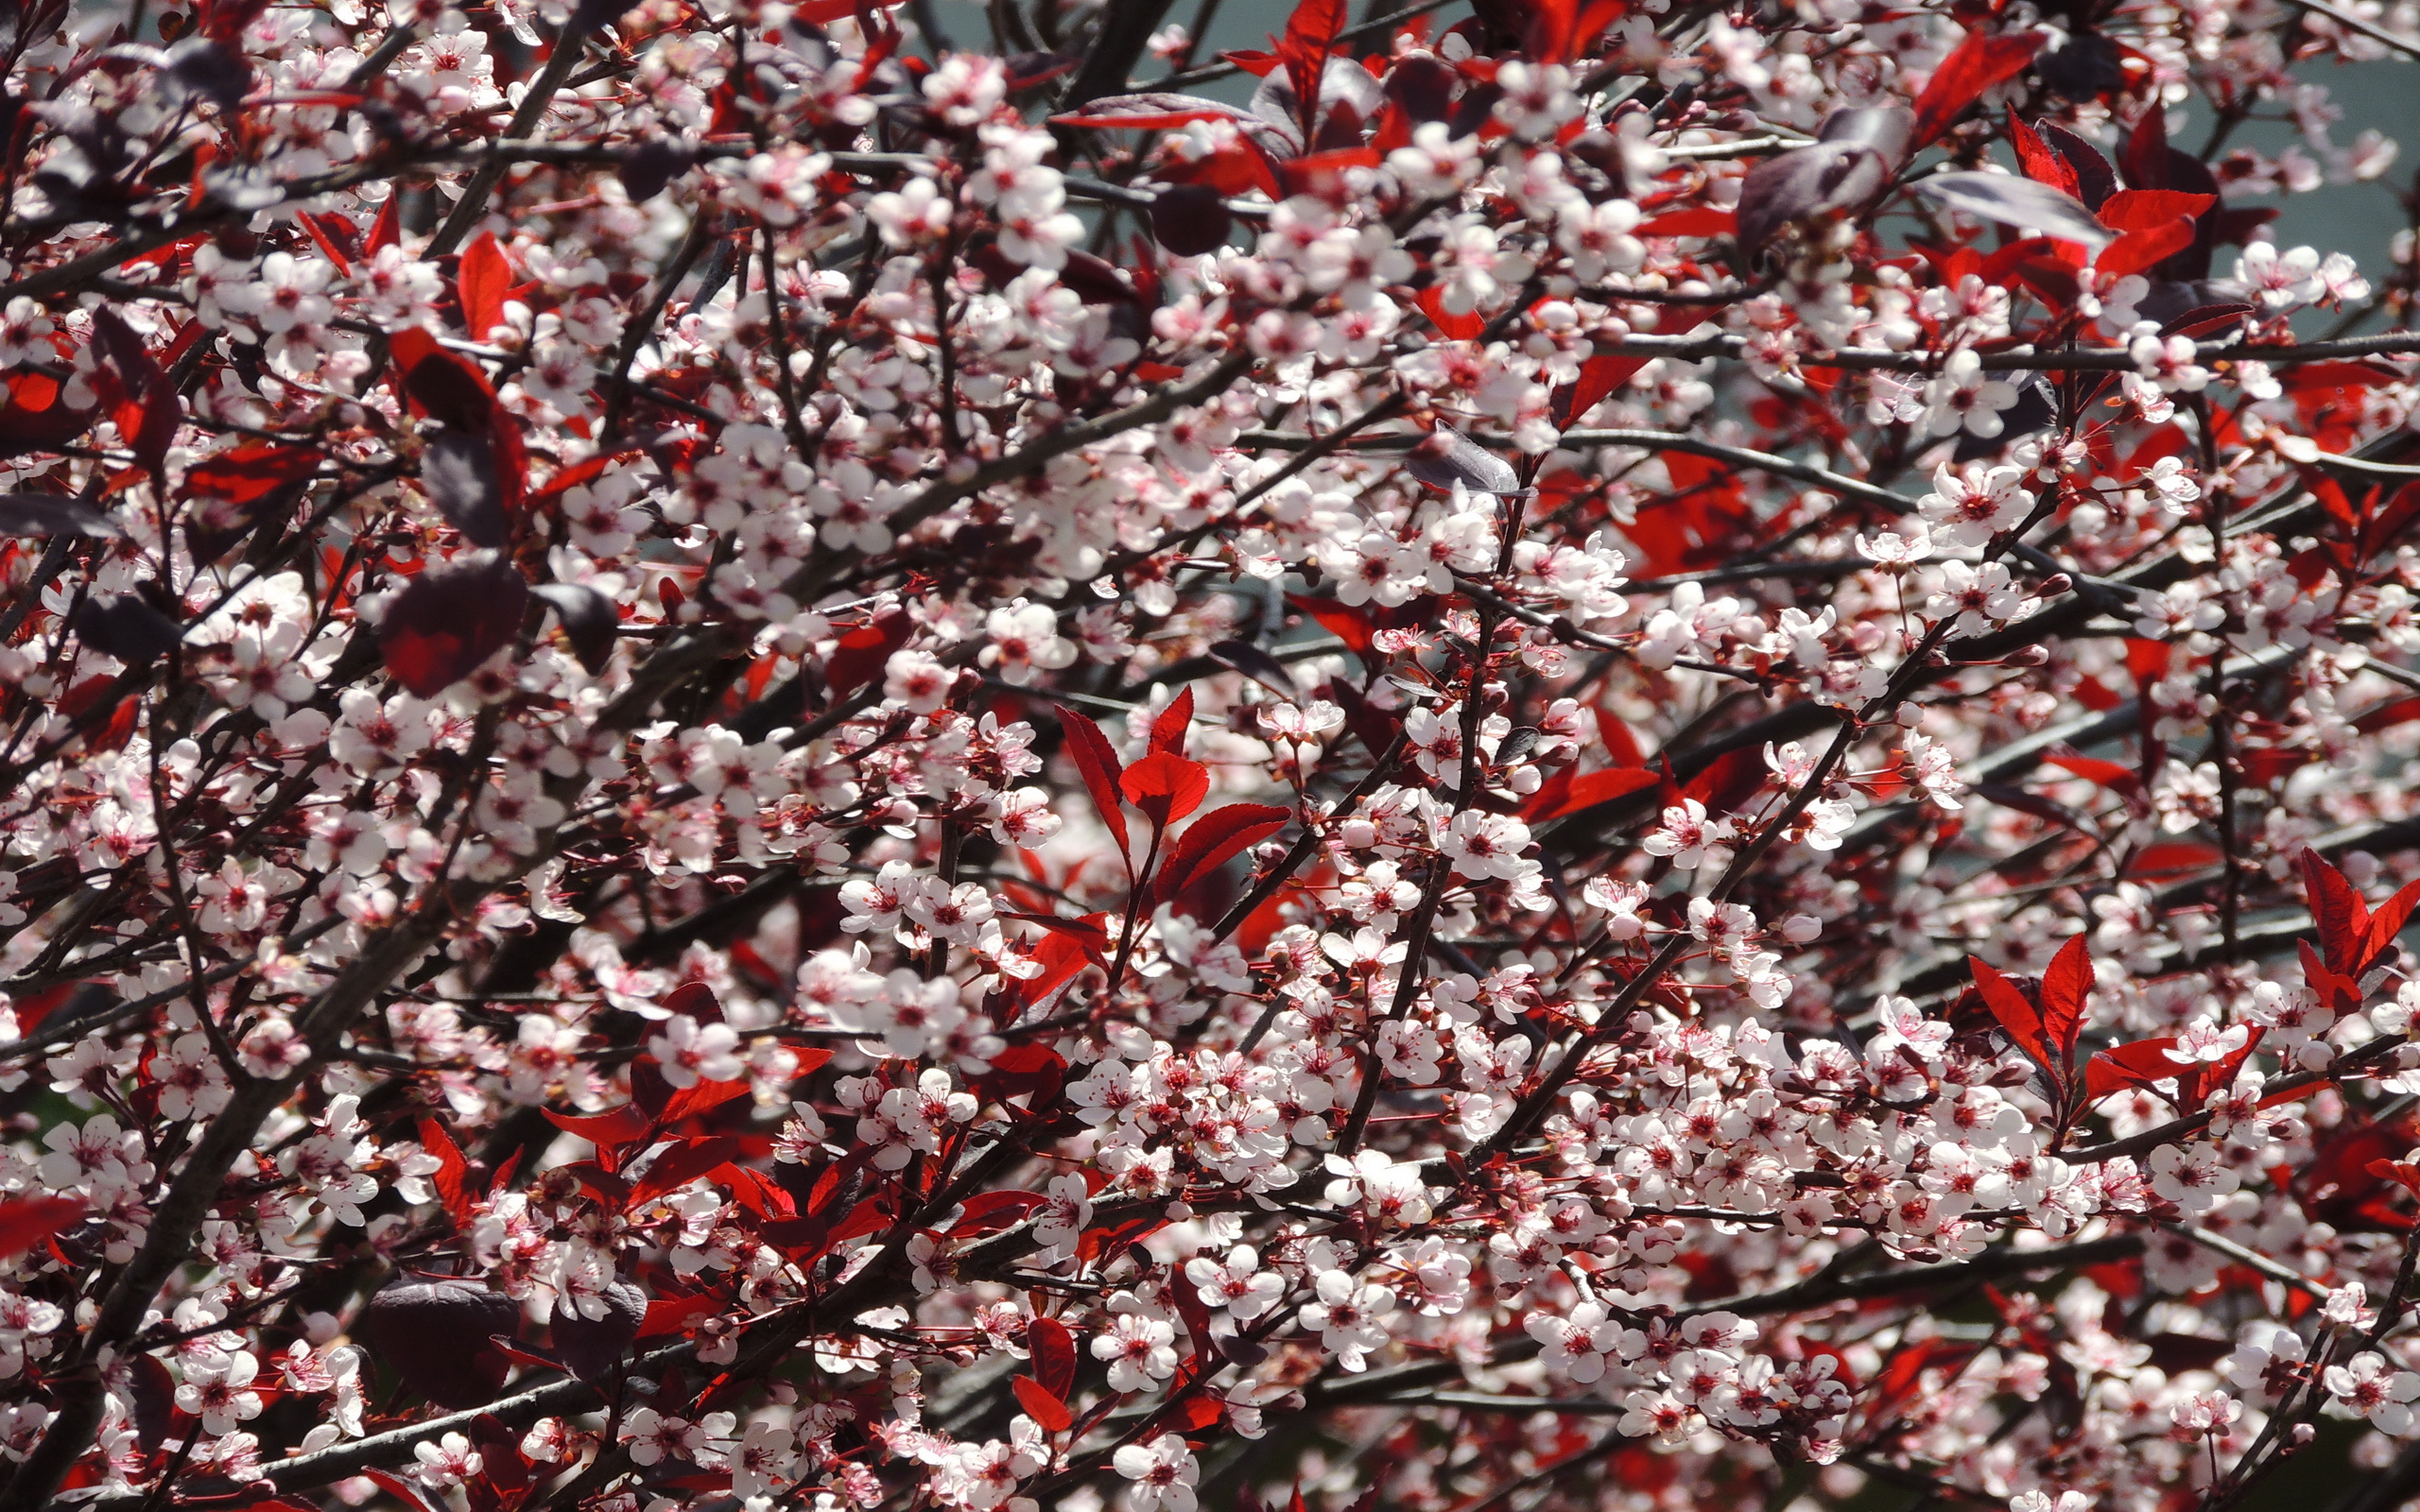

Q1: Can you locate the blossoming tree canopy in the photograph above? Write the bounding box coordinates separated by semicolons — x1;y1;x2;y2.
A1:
3;0;2420;1503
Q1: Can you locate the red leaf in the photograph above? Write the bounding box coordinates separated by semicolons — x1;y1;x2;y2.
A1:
665;981;722;1021
0;370;96;458
2085;1037;2182;1102
824;605;912;696
2039;935;2091;1071
416;1117;475;1226
1635;207;1737;237
1150;686;1195;756
1277;0;1348;136
543;1103;651;1165
1029;1316;1078;1398
380;555;527;696
1533;765;1656;822
2040;753;2137;790
2098;188;2215;232
1155;802;1291;906
1969;955;2055;1079
389;327;499;431
457;232;512;340
637;1292;723;1338
0;1197;82;1260
182;441;322;507
1122;750;1211;831
2009;113;2078;196
1414;284;1486;340
952;1191;1049;1235
2357;695;2420;734
1911;28;2045;149
298;211;354;276
630;1134;745;1205
1286;593;1374;655
2301;938;2364;1016
661;1074;759;1126
2364;877;2420;972
1563;352;1646;422
1058;705;1131;853
2301;847;2371;975
1013;1374;1074;1432
2122;841;2221;879
362;1469;445;1512
2095;219;2197;280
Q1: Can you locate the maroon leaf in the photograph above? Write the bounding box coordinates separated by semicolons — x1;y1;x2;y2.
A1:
183;441;322;505
552;1279;647;1382
1968;955;2055;1080
1029;1315;1078;1398
1150;185;1233;255
380;556;528;696
1155;802;1290;906
355;1279;520;1408
1058;704;1131;852
1910;28;2046;149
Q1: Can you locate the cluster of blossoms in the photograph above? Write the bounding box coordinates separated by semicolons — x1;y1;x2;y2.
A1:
0;0;2413;1506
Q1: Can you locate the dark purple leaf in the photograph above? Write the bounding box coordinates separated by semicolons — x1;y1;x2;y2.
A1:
1736;142;1893;253
1050;92;1271;131
617;140;694;203
2037;30;2123;100
1207;639;1298;698
1003;51;1078;91
380;555;528;697
162;35;251;110
1150;184;1233;256
0;493;117;537
1406;429;1520;499
1384;53;1458;122
1912;171;2111;248
422;428;508;547
1815;104;1912;164
355;1279;521;1408
1249;56;1385;147
551;1279;646;1381
73;596;182;663
2037;121;2118;209
532;581;617;674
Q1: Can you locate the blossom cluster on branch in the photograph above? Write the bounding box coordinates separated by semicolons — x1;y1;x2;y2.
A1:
0;0;2414;1505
